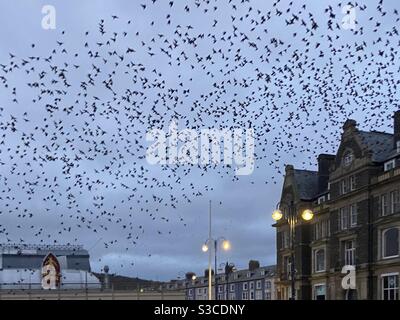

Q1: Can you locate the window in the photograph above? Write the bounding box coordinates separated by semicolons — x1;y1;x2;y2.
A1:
249;291;255;300
242;282;248;291
350;175;356;191
242;291;249;300
218;285;223;293
340;207;349;230
265;292;272;300
340;179;349;195
314;219;330;240
314;284;326;300
265;280;271;289
382;228;399;258
247;272;251;278
381;194;389;216
340;176;356;195
339;205;357;230
230;284;235;292
344;240;355;266
188;289;193;296
343;151;354;166
314;249;325;272
256;280;262;290
229;293;236;300
382;274;399;300
390;190;400;214
318;196;326;205
283;231;290;248
397;141;400;154
283;256;292;278
384;159;396;172
350;204;357;226
255;290;263;300
249;282;254;290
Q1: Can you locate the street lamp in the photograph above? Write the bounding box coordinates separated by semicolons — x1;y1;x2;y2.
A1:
272;201;314;300
202;237;230;300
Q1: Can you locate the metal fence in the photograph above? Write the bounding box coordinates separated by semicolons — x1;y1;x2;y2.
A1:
0;283;186;300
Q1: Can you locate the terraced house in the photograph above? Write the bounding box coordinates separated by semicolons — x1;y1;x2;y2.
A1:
178;262;276;300
274;111;400;300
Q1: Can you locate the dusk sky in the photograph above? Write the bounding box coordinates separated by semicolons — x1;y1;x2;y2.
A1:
0;0;399;281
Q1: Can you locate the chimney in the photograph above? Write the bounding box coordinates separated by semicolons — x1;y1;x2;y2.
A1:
317;154;335;192
342;119;358;139
248;260;260;271
394;111;400;149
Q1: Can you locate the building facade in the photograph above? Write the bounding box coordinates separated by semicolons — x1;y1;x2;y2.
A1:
172;262;276;300
0;243;100;289
274;112;400;300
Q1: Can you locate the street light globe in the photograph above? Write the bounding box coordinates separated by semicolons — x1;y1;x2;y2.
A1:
202;244;209;252
222;240;231;251
301;209;314;221
191;275;197;281
272;209;283;221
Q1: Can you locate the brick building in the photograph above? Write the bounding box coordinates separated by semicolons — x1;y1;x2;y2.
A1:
274;112;400;300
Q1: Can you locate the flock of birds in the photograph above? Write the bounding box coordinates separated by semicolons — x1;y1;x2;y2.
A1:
0;0;399;271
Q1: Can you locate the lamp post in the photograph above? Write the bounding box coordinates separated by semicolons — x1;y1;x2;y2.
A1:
202;200;231;300
272;201;314;300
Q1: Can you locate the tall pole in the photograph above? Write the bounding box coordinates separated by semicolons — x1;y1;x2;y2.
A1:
208;200;212;300
289;202;296;300
214;240;218;300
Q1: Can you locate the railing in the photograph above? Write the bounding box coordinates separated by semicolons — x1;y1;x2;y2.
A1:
0;283;186;300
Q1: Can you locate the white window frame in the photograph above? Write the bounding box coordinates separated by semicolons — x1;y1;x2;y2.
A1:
382;227;400;259
384;159;396;172
249;290;255;300
249;281;255;290
344;240;356;266
381;194;389;216
314;248;326;273
265;292;272;300
381;273;399;300
242;291;249;300
230;283;235;292
340;207;348;230
314;283;327;300
265;280;271;289
350;175;356;191
256;280;262;290
397;141;400;154
242;282;248;291
350;204;357;227
390;190;400;214
255;290;263;300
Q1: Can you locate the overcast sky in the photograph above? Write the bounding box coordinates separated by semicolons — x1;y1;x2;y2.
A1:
0;0;398;281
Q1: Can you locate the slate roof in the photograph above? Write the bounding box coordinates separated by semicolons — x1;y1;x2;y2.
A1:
358;130;394;162
293;169;319;200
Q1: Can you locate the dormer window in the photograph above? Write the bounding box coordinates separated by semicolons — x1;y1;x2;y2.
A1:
384;159;396;172
343;151;354;167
